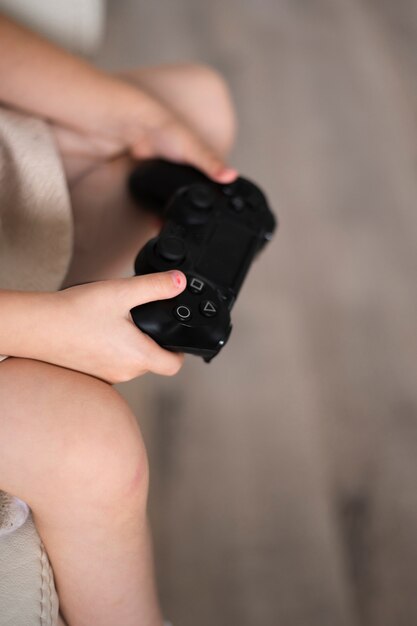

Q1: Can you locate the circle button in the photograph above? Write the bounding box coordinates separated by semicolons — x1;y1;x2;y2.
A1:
174;305;192;321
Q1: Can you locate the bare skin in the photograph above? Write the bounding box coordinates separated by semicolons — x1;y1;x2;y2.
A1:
0;62;236;626
0;358;160;626
0;15;237;184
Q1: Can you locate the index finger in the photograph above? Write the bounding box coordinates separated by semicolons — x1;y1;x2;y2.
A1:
178;125;238;183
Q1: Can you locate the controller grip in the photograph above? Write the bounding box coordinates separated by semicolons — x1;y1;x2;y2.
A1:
130;300;232;362
128;158;209;213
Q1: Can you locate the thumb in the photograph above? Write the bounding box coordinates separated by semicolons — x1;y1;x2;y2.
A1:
122;270;187;308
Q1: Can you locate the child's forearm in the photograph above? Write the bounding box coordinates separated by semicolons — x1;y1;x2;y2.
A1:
0;14;142;138
0;13;236;186
0;289;55;359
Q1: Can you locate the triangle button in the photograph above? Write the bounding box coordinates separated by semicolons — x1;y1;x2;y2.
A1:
200;300;218;318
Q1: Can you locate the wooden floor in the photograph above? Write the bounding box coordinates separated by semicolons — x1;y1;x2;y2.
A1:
97;2;417;625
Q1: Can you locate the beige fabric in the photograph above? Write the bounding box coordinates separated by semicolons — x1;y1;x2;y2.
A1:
0;106;72;624
0;492;30;538
0;106;73;362
0;493;60;626
0;107;73;292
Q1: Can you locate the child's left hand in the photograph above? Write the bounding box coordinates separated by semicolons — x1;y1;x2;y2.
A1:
0;14;237;185
51;79;237;185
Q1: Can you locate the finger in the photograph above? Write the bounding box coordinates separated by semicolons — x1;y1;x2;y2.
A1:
127;91;238;182
138;332;185;376
119;270;187;308
143;115;238;183
175;125;238;183
130;135;155;160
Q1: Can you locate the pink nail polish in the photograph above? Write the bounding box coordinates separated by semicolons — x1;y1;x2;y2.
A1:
170;270;185;287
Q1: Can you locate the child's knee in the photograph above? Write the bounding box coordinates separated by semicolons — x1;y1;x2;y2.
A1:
123;62;237;157
0;358;149;512
182;62;237;155
56;374;149;511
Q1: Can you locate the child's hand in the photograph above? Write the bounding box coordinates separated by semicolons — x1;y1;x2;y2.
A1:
52;82;237;185
122;90;237;182
0;15;237;184
26;271;187;384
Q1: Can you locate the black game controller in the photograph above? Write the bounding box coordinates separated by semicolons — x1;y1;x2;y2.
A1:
128;159;277;362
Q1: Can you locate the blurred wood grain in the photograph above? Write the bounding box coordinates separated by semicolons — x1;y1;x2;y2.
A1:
98;1;417;624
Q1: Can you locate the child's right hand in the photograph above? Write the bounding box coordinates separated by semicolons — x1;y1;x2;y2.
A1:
29;271;187;384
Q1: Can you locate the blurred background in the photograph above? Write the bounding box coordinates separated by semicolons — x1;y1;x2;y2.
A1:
104;2;417;625
6;0;417;624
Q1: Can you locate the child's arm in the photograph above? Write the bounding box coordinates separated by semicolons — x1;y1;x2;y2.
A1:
0;13;236;183
0;271;187;382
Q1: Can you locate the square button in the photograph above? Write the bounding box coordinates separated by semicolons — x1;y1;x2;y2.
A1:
189;277;205;294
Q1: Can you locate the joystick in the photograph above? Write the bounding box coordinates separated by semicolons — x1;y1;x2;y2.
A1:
128;159;277;362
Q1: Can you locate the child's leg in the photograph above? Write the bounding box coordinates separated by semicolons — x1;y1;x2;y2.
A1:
0;356;162;626
118;63;236;157
61;153;161;287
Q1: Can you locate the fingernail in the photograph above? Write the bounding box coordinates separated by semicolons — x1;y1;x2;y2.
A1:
169;270;186;288
215;167;239;183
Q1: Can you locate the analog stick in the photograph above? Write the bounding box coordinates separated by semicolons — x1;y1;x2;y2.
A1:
188;185;215;209
155;236;186;262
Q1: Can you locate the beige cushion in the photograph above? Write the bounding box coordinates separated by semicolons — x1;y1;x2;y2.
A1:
0;492;61;626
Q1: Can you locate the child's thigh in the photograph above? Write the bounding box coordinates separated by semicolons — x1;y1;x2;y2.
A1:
61;153;159;287
0;357;147;511
118;63;236;156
